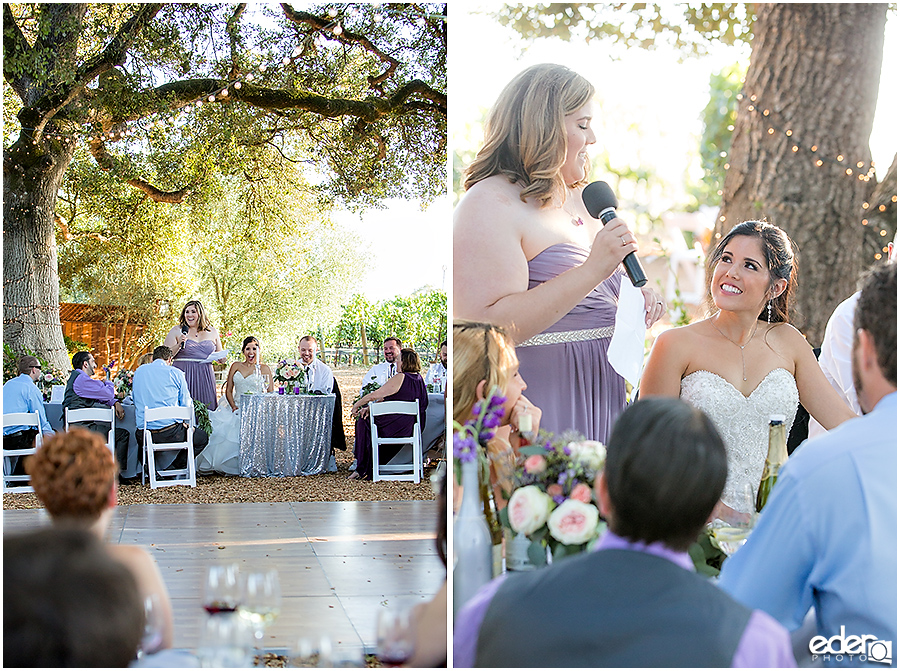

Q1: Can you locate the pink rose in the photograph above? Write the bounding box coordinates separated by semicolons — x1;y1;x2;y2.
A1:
507;485;554;535
548;499;600;545
523;455;546;475
547;483;563;498
570;482;593;504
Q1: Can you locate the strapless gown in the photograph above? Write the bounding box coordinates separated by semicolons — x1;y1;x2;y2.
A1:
516;243;626;443
173;339;218;410
197;371;265;475
680;368;799;512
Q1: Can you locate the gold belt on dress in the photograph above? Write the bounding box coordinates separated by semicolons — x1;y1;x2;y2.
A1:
517;325;615;347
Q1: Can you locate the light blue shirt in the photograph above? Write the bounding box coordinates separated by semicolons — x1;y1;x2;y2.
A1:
3;374;53;435
132;360;192;430
720;392;897;666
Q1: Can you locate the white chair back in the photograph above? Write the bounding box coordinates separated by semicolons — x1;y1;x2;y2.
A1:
368;399;422;483
2;412;43;494
142;405;196;489
64;406;115;456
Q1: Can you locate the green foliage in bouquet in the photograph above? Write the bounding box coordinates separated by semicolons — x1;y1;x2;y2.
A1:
193;399;212;436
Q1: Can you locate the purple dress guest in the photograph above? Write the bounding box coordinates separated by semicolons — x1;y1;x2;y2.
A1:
516;243;625;444
353;372;428;480
173;339;218;410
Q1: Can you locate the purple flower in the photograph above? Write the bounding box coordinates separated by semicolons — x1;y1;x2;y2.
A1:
557;472;568;485
552;495;566;505
453;433;478;463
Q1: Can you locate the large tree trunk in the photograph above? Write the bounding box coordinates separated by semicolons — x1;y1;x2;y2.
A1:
3;142;75;371
717;4;888;346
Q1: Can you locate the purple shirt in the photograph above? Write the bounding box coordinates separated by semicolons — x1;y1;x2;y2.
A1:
453;531;796;668
72;370;117;407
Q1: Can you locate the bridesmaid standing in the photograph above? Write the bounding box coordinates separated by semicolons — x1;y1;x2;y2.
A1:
163;300;223;410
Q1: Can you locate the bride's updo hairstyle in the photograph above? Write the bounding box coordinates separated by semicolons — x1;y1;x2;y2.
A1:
464;63;595;208
453;320;518;426
705;220;797;324
242;336;259;353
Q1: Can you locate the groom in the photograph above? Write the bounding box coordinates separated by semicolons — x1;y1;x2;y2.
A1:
454;398;794;667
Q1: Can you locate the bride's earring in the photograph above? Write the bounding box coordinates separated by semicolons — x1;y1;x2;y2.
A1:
767;299;772;323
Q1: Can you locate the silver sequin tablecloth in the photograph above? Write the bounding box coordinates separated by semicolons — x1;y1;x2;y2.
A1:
239;393;335;477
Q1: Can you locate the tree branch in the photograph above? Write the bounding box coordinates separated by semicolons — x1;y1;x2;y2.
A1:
2;4;34;100
279;4;399;91
226;3;247;80
88;138;191;203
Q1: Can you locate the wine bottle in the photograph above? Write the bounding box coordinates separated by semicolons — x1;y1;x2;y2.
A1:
452;458;493;620
756;414;788;512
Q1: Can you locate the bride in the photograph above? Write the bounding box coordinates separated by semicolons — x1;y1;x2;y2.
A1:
197;336;274;475
640;220;856;520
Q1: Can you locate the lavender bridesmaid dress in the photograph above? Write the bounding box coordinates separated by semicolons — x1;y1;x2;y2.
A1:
173;339;218;410
516;243;626;444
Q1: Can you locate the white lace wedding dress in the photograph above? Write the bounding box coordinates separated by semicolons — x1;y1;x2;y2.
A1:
680;368;799;513
196;371;265;475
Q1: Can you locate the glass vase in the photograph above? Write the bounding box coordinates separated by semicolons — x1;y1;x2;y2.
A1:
452;458;493;620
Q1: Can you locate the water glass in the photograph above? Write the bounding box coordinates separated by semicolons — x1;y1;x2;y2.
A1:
239;569;281;645
196;612;253;668
136;594;165;658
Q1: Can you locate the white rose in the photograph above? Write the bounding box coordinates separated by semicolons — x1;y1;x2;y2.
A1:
507;485;554;535
567;440;606;472
547;499;600;545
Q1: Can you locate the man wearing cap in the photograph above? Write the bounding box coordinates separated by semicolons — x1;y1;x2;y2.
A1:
2;355;54;474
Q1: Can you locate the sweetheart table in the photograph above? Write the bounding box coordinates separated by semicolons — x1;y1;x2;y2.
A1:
239;393;335;477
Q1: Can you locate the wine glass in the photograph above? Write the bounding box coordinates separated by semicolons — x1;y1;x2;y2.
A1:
136;594;165;659
375;605;415;666
196;611;253;668
261;372;272;393
203;563;241;615
238;569;281;648
710;483;757;556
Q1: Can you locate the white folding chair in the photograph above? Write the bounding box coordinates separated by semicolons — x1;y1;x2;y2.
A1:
64;406;115;456
369;400;423;483
142;406;196;489
2;412;44;494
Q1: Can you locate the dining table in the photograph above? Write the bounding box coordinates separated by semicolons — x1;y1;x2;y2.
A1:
239;392;336;477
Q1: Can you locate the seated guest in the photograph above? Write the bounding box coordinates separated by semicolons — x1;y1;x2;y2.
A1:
423;340;448;393
349;348;428;481
25;427;175;650
453;321;541;501
298;335;335;394
360;337;402;392
454;397;794;667
132;345;208;473
62;350;130;473
2;355;53;475
4;527;144;667
720;261;897;663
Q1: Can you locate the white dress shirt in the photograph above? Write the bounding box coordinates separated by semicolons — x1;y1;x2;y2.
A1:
361;361;396;392
809;292;860;438
303;359;334;394
424;362;447;393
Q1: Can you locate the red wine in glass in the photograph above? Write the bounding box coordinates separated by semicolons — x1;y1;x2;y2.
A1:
203;601;238;615
376;651;411;667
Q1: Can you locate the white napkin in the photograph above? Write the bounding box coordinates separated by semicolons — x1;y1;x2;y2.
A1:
607;275;647;388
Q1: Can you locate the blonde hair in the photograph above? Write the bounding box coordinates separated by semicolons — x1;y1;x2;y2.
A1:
452;320;519;426
464;63;595;208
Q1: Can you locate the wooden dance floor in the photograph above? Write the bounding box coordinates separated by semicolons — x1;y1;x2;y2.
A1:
3;500;444;655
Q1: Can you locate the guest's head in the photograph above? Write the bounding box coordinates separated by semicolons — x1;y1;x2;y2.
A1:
4;527;143;667
134;352;154;369
597;398;727;552
853;261;897;413
26;427;117;524
465;63;596;207
17;355;41;379
71;351;95;375
452;320;524;427
152;345;173;363
438;340;448;367
242;336;260;363
383;337;402;363
298;336;318;365
705;220;797;323
179;299;212;332
399;348;421;374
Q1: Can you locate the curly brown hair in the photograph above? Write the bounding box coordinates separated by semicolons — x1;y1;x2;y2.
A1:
26;428;117;519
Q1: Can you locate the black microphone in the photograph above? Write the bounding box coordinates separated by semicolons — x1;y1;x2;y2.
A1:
582;181;648;287
180;324;188;348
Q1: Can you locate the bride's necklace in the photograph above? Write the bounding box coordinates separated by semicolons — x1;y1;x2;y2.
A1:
711;313;759;382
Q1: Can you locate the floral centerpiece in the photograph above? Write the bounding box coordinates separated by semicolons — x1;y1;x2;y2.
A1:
113;369;134;398
274;358;306;393
499;430;607;566
35;366;65;403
